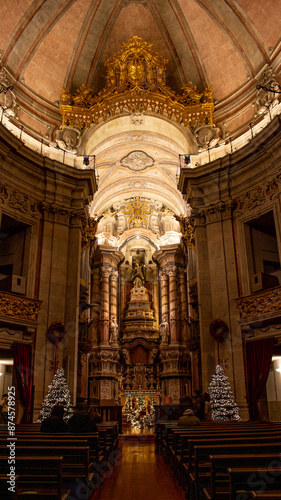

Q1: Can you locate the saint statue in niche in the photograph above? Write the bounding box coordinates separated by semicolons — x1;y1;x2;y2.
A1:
159;316;169;343
110;316;119;343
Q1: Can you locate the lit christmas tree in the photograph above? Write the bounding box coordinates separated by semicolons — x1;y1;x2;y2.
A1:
208;364;241;421
124;395;156;429
124;395;132;423
37;367;74;422
136;396;146;412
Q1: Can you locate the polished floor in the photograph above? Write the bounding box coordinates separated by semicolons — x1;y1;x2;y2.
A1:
91;440;186;500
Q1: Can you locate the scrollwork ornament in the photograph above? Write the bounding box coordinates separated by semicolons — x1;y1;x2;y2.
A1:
59;36;214;130
256;66;279;114
120;150;154;171
55;126;81;153
174;214;195;250
82;214;102;251
194;124;220;149
0;66;16;114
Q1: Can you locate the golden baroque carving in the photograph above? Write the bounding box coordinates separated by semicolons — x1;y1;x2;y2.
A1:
82;214;103;251
235;286;281;320
60;36;214;130
0;292;42;323
174;214;195;250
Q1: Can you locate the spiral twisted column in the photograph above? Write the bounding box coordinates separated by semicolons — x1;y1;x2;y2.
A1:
168;265;179;344
152;267;159;329
110;269;118;324
100;265;111;344
159;269;169;324
89;268;100;344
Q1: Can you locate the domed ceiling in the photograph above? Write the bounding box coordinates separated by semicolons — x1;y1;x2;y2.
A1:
1;0;281;140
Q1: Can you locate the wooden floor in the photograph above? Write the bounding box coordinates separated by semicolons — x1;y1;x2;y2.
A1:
91;440;186;500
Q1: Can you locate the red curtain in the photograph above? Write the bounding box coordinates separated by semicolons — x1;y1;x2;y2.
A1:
14;342;33;424
245;337;274;420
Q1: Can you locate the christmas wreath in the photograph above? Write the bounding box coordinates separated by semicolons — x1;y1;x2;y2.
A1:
47;321;66;344
209;318;228;342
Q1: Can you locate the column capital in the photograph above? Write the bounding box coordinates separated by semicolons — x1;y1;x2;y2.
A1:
110;269;119;281
159;270;168;281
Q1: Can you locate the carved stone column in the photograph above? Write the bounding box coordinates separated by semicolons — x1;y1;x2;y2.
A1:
159;269;169;325
152;267;159;329
100;266;111;345
120;274;127;325
168;265;179;344
110;269;118;322
179;269;188;344
89;268;100;344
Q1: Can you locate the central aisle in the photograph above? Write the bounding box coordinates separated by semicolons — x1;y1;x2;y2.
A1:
92;439;186;500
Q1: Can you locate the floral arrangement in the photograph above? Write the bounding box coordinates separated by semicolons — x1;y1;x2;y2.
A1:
47;321;66;344
209;318;228;342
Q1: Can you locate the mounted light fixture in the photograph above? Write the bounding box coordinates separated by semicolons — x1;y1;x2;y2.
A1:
179;154;191;170
83;154;95;168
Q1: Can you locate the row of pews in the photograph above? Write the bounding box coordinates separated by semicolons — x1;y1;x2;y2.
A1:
155;419;281;500
0;421;120;499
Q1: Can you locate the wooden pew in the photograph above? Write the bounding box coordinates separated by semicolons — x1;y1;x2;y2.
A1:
250;493;281;499
0;445;90;481
155;421;281;489
0;433;102;465
189;442;281;500
170;427;281;485
228;467;281;500
0;456;69;499
0;473;19;499
203;453;281;500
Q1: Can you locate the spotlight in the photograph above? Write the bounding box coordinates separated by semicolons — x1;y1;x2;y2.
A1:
184;155;191;165
83;156;90;166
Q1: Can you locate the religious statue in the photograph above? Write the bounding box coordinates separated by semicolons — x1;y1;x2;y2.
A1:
131;256;145;284
110;316;119;344
159;316;169;343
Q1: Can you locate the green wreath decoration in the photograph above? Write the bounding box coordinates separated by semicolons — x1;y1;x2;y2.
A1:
209;318;228;342
47;321;66;344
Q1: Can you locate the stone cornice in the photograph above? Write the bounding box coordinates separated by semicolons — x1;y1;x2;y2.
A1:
178;115;281;210
0;124;97;221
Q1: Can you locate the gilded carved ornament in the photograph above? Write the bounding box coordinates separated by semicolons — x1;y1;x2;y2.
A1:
123;196;152;228
60;36;214;131
81;214;103;251
235;286;281;320
0;292;42;323
174;214;195;250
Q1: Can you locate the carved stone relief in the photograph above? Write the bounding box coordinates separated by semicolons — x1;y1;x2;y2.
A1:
120;150;154;171
234;176;280;217
0;67;16;115
130;113;144;125
55;126;81;153
194;124;220;149
256;66;280;114
0;178;40;219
